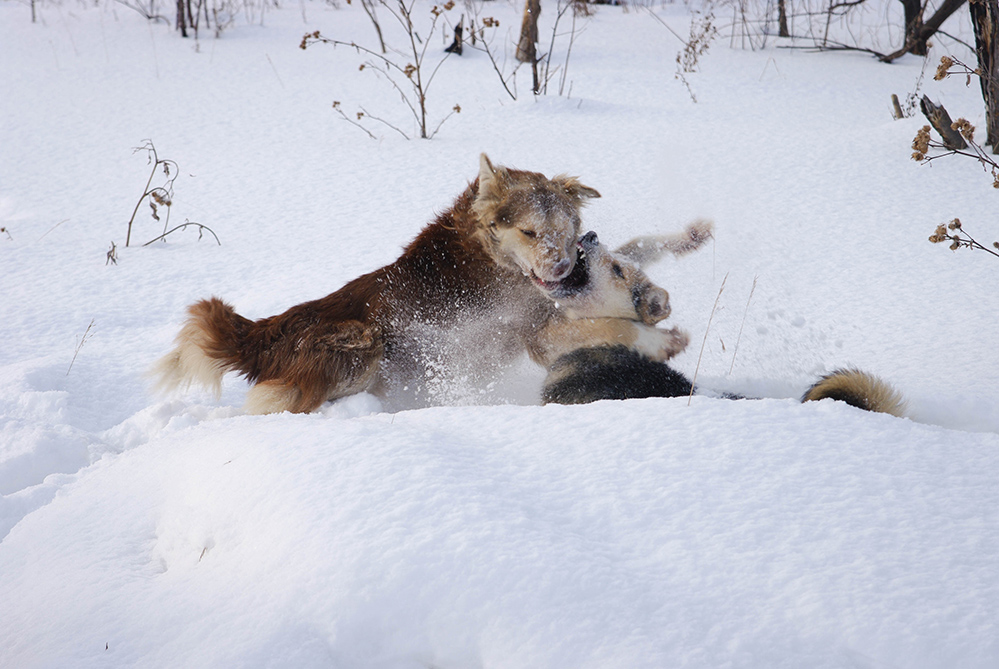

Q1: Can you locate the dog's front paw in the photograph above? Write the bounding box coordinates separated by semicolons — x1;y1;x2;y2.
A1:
633;325;690;362
658;326;690;360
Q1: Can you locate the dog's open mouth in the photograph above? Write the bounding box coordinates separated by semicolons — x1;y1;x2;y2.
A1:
532;235;594;299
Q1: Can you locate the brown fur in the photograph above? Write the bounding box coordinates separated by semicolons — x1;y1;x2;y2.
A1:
152;154;601;413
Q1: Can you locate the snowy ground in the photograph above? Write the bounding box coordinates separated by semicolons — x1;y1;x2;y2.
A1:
1;1;997;667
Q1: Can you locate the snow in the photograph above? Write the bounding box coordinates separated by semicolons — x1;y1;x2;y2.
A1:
1;1;997;667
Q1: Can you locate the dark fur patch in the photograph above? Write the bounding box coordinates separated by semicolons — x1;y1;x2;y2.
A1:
542;345;692;405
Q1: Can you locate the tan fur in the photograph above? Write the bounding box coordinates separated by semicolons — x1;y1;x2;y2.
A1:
472;154;599;284
802;368;907;416
533;317;690;368
152;154;600;414
530;222;714;367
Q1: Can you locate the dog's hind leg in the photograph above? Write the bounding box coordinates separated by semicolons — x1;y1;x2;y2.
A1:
614;220;713;266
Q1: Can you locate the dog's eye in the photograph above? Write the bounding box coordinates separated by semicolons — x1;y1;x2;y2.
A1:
611;263;624;278
519;229;537;238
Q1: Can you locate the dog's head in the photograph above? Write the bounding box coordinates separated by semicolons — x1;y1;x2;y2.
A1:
472;154;600;285
541;230;671;326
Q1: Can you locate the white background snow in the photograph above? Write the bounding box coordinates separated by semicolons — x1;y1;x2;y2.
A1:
1;0;997;666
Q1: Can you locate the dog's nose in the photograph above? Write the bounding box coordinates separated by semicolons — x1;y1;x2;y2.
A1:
579;231;598;248
552;257;573;279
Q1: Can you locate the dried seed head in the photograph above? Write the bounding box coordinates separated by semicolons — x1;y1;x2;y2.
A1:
929;223;949;243
950;240;960;250
912;125;931;154
453;104;461;113
949;218;962;230
934;56;953;80
951;118;975;141
482;16;499;27
404;63;417;79
912;151;925;162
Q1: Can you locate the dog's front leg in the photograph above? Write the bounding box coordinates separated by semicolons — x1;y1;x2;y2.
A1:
532;318;689;367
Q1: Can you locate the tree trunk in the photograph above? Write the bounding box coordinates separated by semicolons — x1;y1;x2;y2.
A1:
176;0;188;37
516;0;541;64
970;0;999;150
884;0;968;61
778;0;790;37
900;0;924;55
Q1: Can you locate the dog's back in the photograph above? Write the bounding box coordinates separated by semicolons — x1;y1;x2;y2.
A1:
542;345;692;404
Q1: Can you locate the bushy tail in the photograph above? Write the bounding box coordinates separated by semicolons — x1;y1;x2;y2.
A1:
801;368;907;417
150;297;254;398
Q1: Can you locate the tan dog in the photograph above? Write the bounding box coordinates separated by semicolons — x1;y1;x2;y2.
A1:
534;222;906;415
152;154;682;413
531;221;714;367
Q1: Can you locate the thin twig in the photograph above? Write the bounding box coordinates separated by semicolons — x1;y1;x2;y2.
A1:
142;220;221;246
37;219;69;242
333;102;379;139
468;21;517;100
358;106;411;140
643;5;690;46
688;273;728;406
428;105;461;139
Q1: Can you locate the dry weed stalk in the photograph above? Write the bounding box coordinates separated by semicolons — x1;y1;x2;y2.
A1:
127;140;177;247
467;15;519;100
728;275;758;375
929;218;999;259
688;272;728;406
645;6;717;103
301;0;462;139
67;319;95;376
124;140;220;250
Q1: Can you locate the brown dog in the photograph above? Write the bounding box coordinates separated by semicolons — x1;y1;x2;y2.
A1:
153;154;621;413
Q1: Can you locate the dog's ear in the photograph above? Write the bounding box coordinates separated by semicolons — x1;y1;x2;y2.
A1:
554;175;601;202
478;153;509;198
